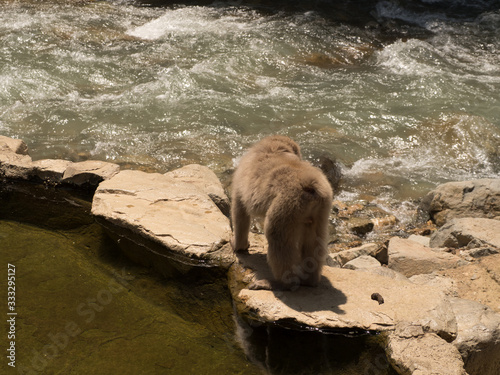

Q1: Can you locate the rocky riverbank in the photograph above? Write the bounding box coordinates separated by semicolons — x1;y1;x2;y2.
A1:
1;135;499;375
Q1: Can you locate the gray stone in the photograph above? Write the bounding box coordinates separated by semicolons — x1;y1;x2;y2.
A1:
91;169;232;265
430;218;500;250
450;297;500;375
165;164;230;217
62;160;120;186
421;179;500;226
388;237;467;277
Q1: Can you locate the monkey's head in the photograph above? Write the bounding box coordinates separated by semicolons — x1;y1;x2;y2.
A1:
262;135;302;158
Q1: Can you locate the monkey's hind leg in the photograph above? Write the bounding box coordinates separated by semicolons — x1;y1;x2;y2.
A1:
299;228;327;287
230;195;251;252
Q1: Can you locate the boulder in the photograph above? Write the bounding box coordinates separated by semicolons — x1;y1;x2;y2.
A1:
420;179;500;226
388;237;467;277
408;234;431;247
329;242;388;266
165;164;230;217
430;218;500;250
450;298;500;375
32;159;73;183
229;242;458;339
438;263;500;314
0;135;29;155
386;326;467;375
62;160;120;187
409;273;457;297
343;255;381;270
91;169;232;266
0;151;33;179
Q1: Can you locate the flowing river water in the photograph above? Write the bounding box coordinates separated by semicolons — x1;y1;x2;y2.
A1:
1;0;499;373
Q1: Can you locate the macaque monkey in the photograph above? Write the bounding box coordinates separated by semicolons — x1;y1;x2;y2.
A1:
231;135;333;290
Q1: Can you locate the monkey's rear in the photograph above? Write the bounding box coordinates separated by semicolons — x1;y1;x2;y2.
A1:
231;136;333;290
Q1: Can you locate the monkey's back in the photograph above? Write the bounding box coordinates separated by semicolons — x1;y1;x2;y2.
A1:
234;147;331;217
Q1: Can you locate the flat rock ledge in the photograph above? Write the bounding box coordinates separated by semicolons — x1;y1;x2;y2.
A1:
91;168;233;269
230;230;500;375
0;136;119;187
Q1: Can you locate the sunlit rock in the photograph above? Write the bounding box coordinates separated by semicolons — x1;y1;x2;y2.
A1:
62;160;120;187
388;237;467;277
0;135;28;155
165;164;230;217
430;217;500;250
91;169;233;268
450;298;500;375
32;159;73;184
386;326;467;375
229;239;457;339
0;151;33;179
420;179;500;226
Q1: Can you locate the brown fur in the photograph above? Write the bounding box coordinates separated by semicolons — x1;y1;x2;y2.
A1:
231;135;333;290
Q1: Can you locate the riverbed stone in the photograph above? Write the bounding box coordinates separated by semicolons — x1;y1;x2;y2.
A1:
165;164;230;217
429;217;500;250
420;179;500;226
450;297;500;375
91;169;232;265
329;242;388;266
438;262;500;314
343;255;381;270
62;160;120;186
0;135;29;155
32;159;73;183
386;328;467;375
229;240;457;339
388;237;467;277
0;151;34;179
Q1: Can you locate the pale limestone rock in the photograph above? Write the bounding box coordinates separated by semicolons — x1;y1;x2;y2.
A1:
409;273;458;297
386;330;467;375
91;169;232;264
62;160;119;186
0;135;28;155
420;179;500;226
230;243;457;338
165;164;230;217
343;255;381;270
408;234;431;247
0;151;33;179
32;159;73;183
430;218;500;250
388;237;467;277
450;297;500;375
329;242;388;266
